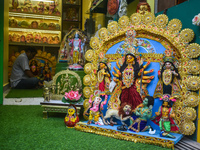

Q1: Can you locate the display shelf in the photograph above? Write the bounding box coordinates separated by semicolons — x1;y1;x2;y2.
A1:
9;27;61;34
62;0;82;36
63;4;81;7
9;12;61;20
62;20;81;23
9;42;60;48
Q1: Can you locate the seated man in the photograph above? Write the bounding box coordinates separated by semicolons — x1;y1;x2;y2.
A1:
10;47;43;89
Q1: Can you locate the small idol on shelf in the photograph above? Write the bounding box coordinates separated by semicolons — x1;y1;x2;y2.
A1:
49;0;58;15
86;91;108;125
43;61;52;81
34;33;42;43
152;94;179;138
55;24;60;30
31;21;38;28
153;49;181;99
17;7;21;12
12;0;19;11
32;6;38;13
64;104;79;128
29;59;39;76
9;34;12;42
128;96;154;133
68;31;86;70
38;1;45;14
42;36;48;43
53;36;60;44
39;23;48;29
54;8;60;15
23;7;28;12
23;0;32;12
48;36;54;44
26;33;34;43
20;35;26;42
48;23;56;30
10;18;18;27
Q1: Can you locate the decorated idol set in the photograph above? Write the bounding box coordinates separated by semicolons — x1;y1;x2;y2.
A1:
71;13;200;149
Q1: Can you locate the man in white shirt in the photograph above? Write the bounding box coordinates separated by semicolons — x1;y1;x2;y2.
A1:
10;47;43;89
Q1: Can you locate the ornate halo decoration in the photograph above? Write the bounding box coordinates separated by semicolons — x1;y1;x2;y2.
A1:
90;37;100;49
82;11;199;136
186;43;200;58
142;12;155;25
85;49;94;61
186;76;200;91
118;16;129;28
168;19;182;33
180;29;194;43
84;63;93;74
155;14;168;28
180;122;196;135
184;93;199;107
83;87;92;98
182;107;197;121
83;75;91;86
107;21;118;34
130;13;141;25
188;60;200;74
98;28;108;40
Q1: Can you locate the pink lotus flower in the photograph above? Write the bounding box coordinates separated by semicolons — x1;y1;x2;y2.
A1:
192;14;200;26
65;91;82;101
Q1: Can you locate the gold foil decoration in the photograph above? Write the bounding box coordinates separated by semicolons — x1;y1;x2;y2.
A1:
83;87;92;98
98;28;108;40
186;76;200;91
168;19;182;33
186;43;200;58
155;14;168;28
180;28;194;43
130;13;141;25
90;37;100;49
85;49;94;61
83;75;91;86
84;63;93;74
118;16;129;28
184;92;199;107
83;99;90;109
180;121;196;135
182;107;196;121
188;60;200;74
142;12;155;25
107;21;119;34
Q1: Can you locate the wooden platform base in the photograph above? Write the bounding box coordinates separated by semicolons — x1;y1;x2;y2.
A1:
40;100;83;119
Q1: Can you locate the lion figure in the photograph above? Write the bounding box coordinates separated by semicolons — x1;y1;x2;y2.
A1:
103;103;132;127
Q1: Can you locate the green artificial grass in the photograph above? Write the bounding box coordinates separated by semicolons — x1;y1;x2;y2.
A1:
0;105;170;150
5;89;43;98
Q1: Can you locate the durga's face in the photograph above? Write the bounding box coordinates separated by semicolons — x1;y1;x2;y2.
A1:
126;55;135;64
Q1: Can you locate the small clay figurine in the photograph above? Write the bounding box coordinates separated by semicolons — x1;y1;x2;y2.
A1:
31;21;38;28
43;87;50;102
87;91;108;125
64;104;79;128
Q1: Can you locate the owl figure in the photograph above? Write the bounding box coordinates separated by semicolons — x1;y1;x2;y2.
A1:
64;104;79;128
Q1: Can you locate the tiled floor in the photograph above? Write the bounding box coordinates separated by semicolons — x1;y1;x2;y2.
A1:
3;89;43;105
